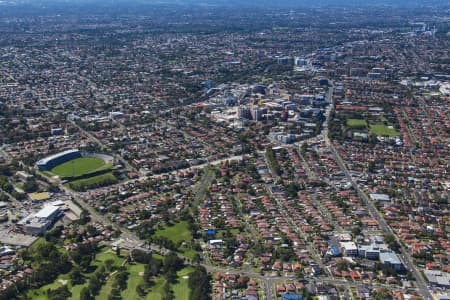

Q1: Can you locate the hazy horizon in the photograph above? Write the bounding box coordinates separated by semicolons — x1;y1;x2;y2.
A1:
1;0;449;7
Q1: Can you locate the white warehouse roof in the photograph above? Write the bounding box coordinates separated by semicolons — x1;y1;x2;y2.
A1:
35;205;60;219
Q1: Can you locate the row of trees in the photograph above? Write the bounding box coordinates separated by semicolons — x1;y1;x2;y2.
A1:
188;266;211;300
108;268;129;300
265;147;281;175
79;265;108;300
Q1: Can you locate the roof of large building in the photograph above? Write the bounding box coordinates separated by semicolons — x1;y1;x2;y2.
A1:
341;242;358;251
35;205;60;219
36;149;80;166
379;252;401;265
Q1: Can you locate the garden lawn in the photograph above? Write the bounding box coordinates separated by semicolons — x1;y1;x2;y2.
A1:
370;125;399;137
51;157;106;177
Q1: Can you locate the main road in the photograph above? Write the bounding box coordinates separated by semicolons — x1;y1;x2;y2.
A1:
323;83;432;300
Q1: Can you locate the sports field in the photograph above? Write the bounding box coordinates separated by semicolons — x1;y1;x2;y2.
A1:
370;125;400;137
68;173;118;191
51;157;109;177
346;118;367;128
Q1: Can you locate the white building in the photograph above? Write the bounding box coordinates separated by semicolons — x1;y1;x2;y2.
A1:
340;242;358;257
17;205;61;236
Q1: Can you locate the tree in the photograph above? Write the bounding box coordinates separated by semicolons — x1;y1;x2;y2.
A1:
192;253;201;264
131;249;152;264
163;252;184;274
70;267;85;285
372;287;392;300
47;285;71;300
162;281;174;300
351;226;361;237
80;287;93;300
336;260;349;271
301;142;308;154
188;266;211;300
104;259;114;272
23;178;39;193
136;283;147;297
115;270;129;290
384;234;400;251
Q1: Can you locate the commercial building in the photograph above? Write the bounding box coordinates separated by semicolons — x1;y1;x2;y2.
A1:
379;252;404;272
425;270;450;288
17;205;61;236
340;242;358;257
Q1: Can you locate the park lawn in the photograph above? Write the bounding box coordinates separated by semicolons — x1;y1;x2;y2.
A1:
346;118;367;128
172;267;195;300
370;125;400;137
154;221;192;245
51;157;106;177
121;263;145;300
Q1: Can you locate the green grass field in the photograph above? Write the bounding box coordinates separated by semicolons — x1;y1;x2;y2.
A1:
68;173;118;191
28;247;126;300
153;221;198;260
96;274;116;300
154;221;192;245
51;157;108;177
346;119;367;128
146;276;165;300
144;266;194;300
172;267;194;300
121;264;145;300
26;247;194;300
370;125;400;137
